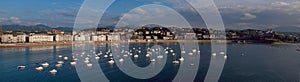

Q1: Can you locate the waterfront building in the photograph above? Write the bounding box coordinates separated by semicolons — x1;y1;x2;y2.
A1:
29;34;54;43
92;35;106;41
1;34;26;43
107;33;120;41
55;35;73;42
184;33;197;39
74;35;91;41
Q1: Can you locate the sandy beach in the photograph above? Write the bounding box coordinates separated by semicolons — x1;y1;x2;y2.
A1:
0;40;232;48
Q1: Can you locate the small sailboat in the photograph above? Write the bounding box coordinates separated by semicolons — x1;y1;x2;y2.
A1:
55;64;62;67
17;66;26;69
86;63;93;67
70;62;76;66
84;60;90;64
64;57;68;60
119;58;124;62
134;54;139;58
150;59;156;62
95;56;100;60
108;60;115;64
50;69;57;74
58;55;63;58
157;55;163;59
172;60;180;64
35;67;43;71
179;57;184;61
224;55;228;59
41;62;49;67
57;61;64;64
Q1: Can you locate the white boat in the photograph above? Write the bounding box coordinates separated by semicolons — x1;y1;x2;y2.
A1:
188;52;193;55
84;60;90;64
219;52;225;55
150;59;156;62
170;49;174;53
57;61;64;64
157;55;163;59
181;51;186;54
35;67;43;71
56;64;62;67
50;69;57;74
189;64;195;66
104;55;108;58
64;57;68;60
41;62;49;67
86;63;93;67
85;57;90;60
58;55;63;58
192;49;197;53
108;60;115;64
212;53;217;56
70;62;76;66
134;54;139;58
95;56;100;60
179;57;184;61
17;66;26;69
173;60;180;64
146;54;150;57
119;58;124;62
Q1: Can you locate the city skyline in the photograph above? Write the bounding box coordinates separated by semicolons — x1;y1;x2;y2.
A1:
0;0;300;30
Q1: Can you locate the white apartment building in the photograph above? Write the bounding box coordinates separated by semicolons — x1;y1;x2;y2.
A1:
184;33;197;40
92;35;106;41
29;35;54;43
107;34;120;41
55;35;73;42
1;34;26;43
74;35;90;41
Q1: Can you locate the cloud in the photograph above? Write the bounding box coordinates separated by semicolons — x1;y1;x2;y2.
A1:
133;8;146;15
0;18;8;22
271;1;290;6
10;17;21;23
117;5;192;28
218;1;300;29
0;16;21;24
240;13;256;20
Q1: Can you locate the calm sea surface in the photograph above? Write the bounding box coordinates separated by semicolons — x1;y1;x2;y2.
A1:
0;43;300;82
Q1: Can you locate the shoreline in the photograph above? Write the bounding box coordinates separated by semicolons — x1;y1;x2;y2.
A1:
0;40;298;48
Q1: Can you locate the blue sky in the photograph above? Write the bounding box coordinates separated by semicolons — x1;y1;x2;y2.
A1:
0;0;300;30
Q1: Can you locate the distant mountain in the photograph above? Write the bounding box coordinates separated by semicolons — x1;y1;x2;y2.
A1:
273;26;300;33
1;24;73;32
2;24;52;32
142;24;163;28
53;27;73;32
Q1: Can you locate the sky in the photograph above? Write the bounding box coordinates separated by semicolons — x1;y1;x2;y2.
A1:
0;0;300;30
